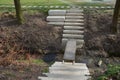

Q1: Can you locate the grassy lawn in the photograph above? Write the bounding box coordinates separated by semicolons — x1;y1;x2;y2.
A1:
65;0;113;6
0;0;67;6
0;0;113;6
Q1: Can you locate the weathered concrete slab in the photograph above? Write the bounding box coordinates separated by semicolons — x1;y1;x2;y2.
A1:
62;38;84;48
66;16;84;19
67;9;83;13
63;40;76;60
38;77;70;80
49;66;88;70
49;70;90;75
48;22;64;25
38;76;90;80
43;73;91;79
63;30;84;34
64;23;84;26
50;66;88;70
63;34;84;39
52;62;86;66
48;10;66;16
47;16;65;22
65;19;84;22
64;26;84;30
49;64;89;71
45;71;90;78
66;13;84;16
38;62;91;80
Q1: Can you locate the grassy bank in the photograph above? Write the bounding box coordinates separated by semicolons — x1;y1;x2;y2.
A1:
0;0;67;6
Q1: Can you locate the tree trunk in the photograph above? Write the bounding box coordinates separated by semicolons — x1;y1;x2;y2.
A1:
111;0;120;34
14;0;24;24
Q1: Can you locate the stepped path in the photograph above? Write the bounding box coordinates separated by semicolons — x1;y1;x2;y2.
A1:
38;9;91;80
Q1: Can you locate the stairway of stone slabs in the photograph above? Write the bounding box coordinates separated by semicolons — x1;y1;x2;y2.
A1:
38;9;91;80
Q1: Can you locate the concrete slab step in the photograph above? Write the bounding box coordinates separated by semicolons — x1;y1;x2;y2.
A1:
65;19;84;22
52;62;86;67
66;13;84;16
48;10;66;16
47;16;65;22
42;73;91;80
63;34;84;39
48;22;84;26
48;21;84;26
49;67;89;71
64;26;84;30
63;40;76;60
49;70;90;75
63;30;84;34
62;38;84;48
64;22;84;26
38;76;90;80
44;73;91;77
49;66;88;70
38;77;70;80
65;16;84;19
67;9;83;13
48;22;64;25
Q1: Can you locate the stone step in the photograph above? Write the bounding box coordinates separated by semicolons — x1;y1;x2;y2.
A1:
48;10;66;16
62;38;84;45
48;22;64;25
63;30;84;34
65;16;84;19
62;38;84;48
44;73;90;76
66;13;84;16
67;9;83;13
64;22;84;26
48;22;84;26
49;66;88;70
38;76;90;80
64;26;84;30
49;70;90;75
65;19;84;22
52;62;86;66
47;16;65;22
41;73;91;80
49;66;89;71
63;34;84;39
63;40;76;60
38;77;70;80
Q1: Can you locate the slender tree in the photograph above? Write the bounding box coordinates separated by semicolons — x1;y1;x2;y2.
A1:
111;0;120;33
14;0;24;24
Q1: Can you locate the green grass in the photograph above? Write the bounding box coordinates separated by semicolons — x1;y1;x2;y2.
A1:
0;0;113;6
17;59;46;65
0;0;67;6
76;2;112;6
97;65;120;80
65;0;113;6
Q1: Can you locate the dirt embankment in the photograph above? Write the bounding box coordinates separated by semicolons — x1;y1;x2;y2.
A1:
0;11;62;80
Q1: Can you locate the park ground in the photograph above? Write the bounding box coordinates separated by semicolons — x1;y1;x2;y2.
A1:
0;0;115;6
0;0;120;80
